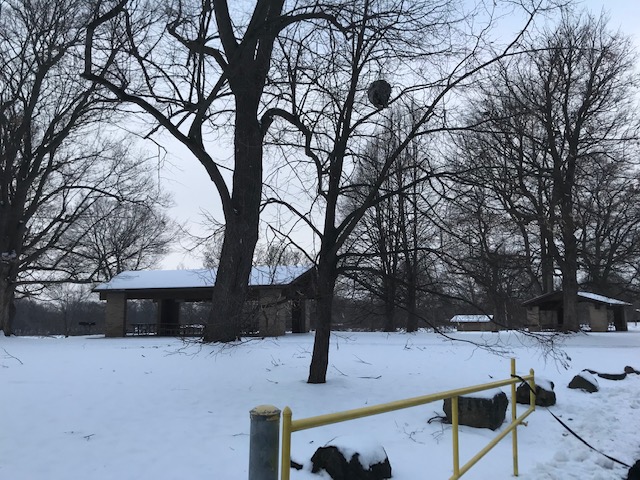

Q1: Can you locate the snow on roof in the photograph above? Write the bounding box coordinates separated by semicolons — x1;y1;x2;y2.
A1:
523;290;632;307
93;266;311;291
577;292;631;306
450;315;493;323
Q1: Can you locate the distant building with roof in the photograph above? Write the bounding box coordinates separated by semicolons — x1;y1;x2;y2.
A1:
522;291;630;332
449;314;499;332
93;266;315;338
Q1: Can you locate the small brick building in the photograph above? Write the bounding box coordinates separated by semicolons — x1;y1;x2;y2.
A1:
93;266;316;337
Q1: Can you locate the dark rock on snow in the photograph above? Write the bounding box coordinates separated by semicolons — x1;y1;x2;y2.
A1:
516;380;556;407
628;460;640;480
443;391;508;431
568;371;599;393
311;445;392;480
585;368;627;381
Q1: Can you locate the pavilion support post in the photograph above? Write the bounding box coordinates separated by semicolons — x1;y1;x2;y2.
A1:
105;292;127;337
588;304;608;332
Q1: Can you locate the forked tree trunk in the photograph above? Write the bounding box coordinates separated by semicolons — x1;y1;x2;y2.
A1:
204;98;262;343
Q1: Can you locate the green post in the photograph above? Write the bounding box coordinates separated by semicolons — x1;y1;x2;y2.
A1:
249;405;281;480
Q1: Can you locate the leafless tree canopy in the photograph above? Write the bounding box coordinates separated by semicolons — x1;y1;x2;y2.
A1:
0;0;176;335
259;0;547;382
453;10;640;331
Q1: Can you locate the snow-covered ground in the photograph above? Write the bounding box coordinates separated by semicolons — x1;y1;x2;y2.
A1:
2;327;639;479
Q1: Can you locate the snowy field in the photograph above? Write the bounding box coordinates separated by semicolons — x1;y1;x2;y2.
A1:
2;327;639;479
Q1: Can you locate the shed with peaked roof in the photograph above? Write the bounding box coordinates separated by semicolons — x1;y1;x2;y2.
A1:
522;291;630;332
93;266;316;337
449;314;498;332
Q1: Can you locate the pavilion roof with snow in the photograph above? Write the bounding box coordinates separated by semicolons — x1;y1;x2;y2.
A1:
93;266;316;337
94;266;313;300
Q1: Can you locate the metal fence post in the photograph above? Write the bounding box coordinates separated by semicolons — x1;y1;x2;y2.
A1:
281;407;292;480
249;405;281;480
452;395;460;478
511;358;519;476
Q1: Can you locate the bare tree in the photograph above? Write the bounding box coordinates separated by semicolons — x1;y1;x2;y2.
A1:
263;0;545;382
83;0;355;342
576;159;640;296
46;283;93;337
0;0;150;335
454;92;556;296
254;241;305;267
61;182;179;282
440;184;535;328
456;10;640;331
344;136;406;332
342;106;439;332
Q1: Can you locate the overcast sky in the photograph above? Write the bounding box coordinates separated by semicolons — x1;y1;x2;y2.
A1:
157;0;640;270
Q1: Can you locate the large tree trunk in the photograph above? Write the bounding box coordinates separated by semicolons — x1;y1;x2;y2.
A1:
561;274;579;332
539;227;555;294
205;222;257;342
561;207;580;332
0;275;16;336
404;255;418;332
382;276;396;332
405;279;418;332
493;297;508;329
1;202;23;336
308;256;338;384
204;98;262;343
561;242;580;332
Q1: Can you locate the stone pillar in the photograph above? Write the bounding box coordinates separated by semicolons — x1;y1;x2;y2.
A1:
589;304;608;332
526;306;540;331
105;292;127;337
258;290;287;337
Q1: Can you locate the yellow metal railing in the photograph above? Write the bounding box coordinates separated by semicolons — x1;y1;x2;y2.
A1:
281;359;535;480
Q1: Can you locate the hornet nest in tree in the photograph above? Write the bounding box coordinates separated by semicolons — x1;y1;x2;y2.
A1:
367;79;391;108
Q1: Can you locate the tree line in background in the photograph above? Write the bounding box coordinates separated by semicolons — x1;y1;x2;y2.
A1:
3;0;640;385
343;11;640;335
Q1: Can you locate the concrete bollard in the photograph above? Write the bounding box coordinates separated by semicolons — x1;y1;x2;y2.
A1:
249;405;281;480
